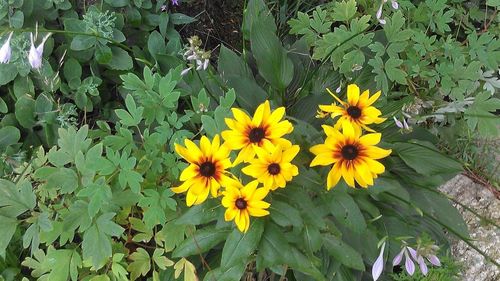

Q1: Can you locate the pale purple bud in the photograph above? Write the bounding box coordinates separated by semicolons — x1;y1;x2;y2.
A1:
372;242;385;281
376;4;383;20
404;251;415;276
402;120;408;129
336;86;342;93
427;255;441;266
171;0;179;5
203;59;209;70
393;117;404;129
186;54;197;60
392;248;405;266
29;32;51;70
407;247;418;260
378;18;386;25
418;256;428;276
0;32;13;64
391;0;399;9
180;67;192;76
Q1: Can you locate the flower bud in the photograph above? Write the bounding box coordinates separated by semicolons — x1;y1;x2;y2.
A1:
0;32;13;64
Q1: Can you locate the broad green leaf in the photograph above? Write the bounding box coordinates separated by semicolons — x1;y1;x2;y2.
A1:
393;142;462;175
0;126;20;149
127;248;151;281
15;94;36;128
172;227;230;258
0;179;36;217
256;222;291;271
327;190;366;233
322;235;365;271
221;219;264;270
0;215;17;258
250;20;294;91
269;200;303;227
107;46;133;70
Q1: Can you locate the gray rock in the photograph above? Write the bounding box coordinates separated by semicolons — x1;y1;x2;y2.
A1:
439;175;500;281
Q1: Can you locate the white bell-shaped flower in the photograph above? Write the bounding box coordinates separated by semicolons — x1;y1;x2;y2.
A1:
0;32;14;64
28;32;51;69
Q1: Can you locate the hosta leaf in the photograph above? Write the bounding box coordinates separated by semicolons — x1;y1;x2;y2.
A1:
322;235;365;271
327;189;366;233
172;227;230;258
0;215;17;258
393;142;462;175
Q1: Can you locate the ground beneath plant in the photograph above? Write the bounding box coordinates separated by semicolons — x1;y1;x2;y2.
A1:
173;0;244;57
439;175;500;280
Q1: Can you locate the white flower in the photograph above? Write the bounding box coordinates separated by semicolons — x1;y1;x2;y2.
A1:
180;67;192;76
391;0;399;9
372;242;385;281
28;32;52;70
0;32;13;64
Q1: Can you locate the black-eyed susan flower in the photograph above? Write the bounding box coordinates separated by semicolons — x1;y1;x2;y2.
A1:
310;124;392;189
241;144;300;190
221;180;270;232
319;84;386;134
172;135;234;206
221;100;294;165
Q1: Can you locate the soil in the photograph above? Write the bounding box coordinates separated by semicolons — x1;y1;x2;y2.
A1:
173;0;245;57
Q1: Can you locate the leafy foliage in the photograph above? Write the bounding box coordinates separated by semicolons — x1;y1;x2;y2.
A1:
0;0;494;280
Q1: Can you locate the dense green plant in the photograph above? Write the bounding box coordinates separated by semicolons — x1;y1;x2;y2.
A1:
0;0;498;281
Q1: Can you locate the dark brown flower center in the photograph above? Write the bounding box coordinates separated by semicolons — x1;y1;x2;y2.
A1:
341;145;358;160
346;106;362;119
199;161;216;177
268;163;281;175
248;127;265;143
235;198;247;209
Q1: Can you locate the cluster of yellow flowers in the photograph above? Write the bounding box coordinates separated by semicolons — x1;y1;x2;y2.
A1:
310;84;392;189
173;84;392;232
172;101;298;232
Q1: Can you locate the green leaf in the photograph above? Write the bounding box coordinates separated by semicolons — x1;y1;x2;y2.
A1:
384;57;407;84
256;222;291;271
0;62;18;85
148;31;166;60
204;263;246;281
393;142;462;175
64;58;82;81
322;234;365;271
82;213;124;270
0;215;17;258
175;200;219;225
327;190;366;233
127;248;151;281
269;200;303;227
15;94;36;128
250;20;294;91
0;126;20;149
221;219;264;270
152;248;174;270
331;0;357;22
70;35;96;51
0;179;36;217
172;227;230;258
107;46;133;70
9;10;24;28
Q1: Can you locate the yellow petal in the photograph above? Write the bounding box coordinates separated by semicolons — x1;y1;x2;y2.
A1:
267;121;293;139
347;84;360;106
326;88;346;105
247;207;270;217
281;145;300;163
175;143;200;164
341;162;355;187
225;208;237;221
359;133;381;146
232;108;252;124
366;90;382;107
180;164;198;181
252;101;268;126
267;106;285;124
364;147;392;159
250;186;269;201
327;162;342;190
171;180;193;194
310;153;336;167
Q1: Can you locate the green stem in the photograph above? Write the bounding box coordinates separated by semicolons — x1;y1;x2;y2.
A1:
385;192;500;268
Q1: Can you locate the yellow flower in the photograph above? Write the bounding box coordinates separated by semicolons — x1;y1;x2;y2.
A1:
319;84;386;133
309;124;392;189
172;135;234;206
221;100;293;165
241;143;300;190
221;181;270;232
